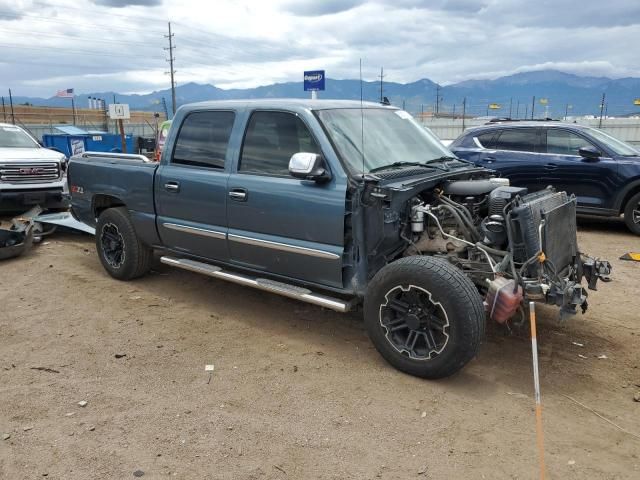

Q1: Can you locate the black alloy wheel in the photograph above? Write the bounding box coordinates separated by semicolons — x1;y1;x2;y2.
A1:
100;222;125;269
379;284;450;360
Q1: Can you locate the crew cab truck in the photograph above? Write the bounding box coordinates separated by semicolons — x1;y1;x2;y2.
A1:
68;100;610;379
0;123;69;212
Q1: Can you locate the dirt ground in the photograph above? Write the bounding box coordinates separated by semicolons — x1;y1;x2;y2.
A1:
1;216;638;479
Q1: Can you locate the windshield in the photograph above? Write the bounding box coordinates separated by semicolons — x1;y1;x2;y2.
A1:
316;108;453;173
586;127;638;156
0;125;39;148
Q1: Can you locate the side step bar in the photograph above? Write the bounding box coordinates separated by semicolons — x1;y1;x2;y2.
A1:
160;256;352;313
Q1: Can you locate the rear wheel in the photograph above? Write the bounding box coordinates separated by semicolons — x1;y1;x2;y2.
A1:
623;192;640;235
364;256;485;379
96;207;152;280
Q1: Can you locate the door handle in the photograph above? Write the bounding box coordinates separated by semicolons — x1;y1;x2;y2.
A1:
483;156;496;163
544;163;558;171
164;181;180;192
229;188;247;201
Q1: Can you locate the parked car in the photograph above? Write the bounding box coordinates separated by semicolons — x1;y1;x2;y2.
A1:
0;123;69;212
449;121;640;234
67;100;609;379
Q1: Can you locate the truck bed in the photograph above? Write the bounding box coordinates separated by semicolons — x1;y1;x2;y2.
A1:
68;152;158;235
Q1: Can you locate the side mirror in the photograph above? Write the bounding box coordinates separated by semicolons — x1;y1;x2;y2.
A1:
288;152;331;182
578;146;601;161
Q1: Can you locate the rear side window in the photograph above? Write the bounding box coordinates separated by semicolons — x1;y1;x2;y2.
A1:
546;129;595;155
476;132;497;148
172;111;235;168
493;129;538;152
240;111;320;177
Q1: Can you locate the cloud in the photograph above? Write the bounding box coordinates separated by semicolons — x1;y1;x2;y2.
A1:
2;0;640;97
281;0;364;16
91;0;161;7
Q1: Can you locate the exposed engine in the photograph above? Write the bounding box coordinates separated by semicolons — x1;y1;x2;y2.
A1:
404;178;611;324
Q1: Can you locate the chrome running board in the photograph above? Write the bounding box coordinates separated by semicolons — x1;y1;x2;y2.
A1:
160;256;351;312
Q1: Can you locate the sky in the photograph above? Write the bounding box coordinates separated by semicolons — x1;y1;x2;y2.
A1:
1;0;640;97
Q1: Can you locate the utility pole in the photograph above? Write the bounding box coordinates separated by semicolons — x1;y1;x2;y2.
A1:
164;22;177;116
71;96;76;125
420;104;424;125
435;84;441;115
1;96;6;122
452;104;456;118
516;100;520;119
564;103;569;120
8;88;15;124
378;67;384;103
509;97;513;119
524;104;528;119
402;99;405;111
598;93;606;128
531;95;535;120
462;97;466;131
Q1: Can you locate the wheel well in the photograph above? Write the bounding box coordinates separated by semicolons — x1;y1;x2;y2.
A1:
620;186;640;213
93;194;125;219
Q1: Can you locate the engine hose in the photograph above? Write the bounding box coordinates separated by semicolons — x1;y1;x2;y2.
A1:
447;201;481;241
438;204;477;242
475;242;508;257
439;195;475;226
495;252;512;273
451;204;481;242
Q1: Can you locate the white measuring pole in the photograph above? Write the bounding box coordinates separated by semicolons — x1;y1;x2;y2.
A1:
529;301;546;480
311;90;318;100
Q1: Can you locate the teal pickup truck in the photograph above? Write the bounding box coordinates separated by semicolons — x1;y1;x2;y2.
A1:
68;99;610;379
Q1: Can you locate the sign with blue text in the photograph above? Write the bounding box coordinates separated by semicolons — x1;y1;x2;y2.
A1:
304;70;325;91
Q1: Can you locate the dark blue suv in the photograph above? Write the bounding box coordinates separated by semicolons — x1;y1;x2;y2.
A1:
450;121;640;234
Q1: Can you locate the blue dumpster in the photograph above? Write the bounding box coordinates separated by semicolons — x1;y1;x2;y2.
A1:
42;125;134;157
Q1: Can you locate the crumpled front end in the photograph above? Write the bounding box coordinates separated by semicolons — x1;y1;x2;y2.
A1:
504;188;611;319
403;180;611;325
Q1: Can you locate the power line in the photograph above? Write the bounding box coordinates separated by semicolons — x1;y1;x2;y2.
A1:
0;11;166;36
164;22;177;116
0;26;162;48
0;42;163;59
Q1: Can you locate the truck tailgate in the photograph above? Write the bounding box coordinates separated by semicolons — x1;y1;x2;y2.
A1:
68;154;159;229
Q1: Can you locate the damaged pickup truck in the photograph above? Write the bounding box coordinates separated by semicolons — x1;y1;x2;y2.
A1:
68;100;611;378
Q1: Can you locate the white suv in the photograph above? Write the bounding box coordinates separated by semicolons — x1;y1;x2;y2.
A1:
0;123;68;212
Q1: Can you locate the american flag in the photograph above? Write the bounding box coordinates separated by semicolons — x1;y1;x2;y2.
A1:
55;88;74;98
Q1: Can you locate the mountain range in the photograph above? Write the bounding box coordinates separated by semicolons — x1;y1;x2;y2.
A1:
6;70;640;118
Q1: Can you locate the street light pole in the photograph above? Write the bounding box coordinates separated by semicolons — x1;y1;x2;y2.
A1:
531;96;536;120
462;97;466;131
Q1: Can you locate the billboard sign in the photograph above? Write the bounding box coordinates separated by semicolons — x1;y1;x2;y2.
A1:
108;103;131;119
304;70;325;91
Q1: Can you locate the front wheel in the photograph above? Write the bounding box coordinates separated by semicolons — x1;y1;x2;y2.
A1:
96;207;152;280
364;256;485;379
623;192;640;235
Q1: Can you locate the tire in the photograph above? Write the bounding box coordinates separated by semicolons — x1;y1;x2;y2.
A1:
95;207;152;280
364;256;485;379
623;192;640;235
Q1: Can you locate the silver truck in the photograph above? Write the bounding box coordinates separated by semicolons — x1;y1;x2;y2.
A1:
0;123;69;212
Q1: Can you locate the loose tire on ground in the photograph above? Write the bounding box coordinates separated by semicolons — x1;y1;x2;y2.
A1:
96;207;152;280
623;192;640;235
364;256;485;379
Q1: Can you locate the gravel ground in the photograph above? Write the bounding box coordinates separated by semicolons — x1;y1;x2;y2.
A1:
1;216;638;479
